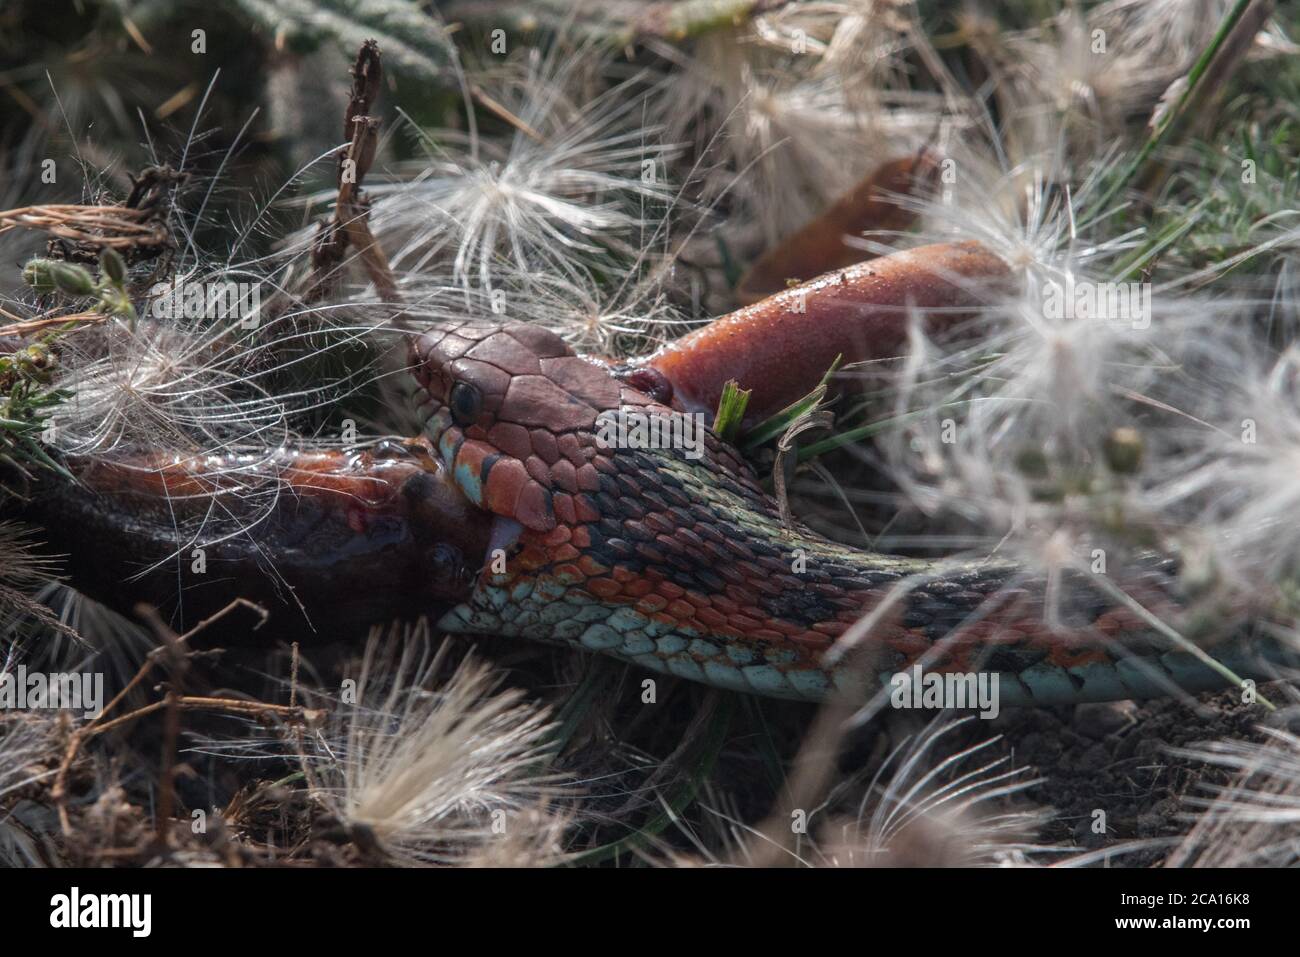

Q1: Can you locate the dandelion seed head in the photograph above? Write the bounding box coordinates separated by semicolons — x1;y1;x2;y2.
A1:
652;14;941;246
903;136;1141;295
1141;341;1300;593
1093;0;1297;67
714;717;1047;868
0;524;74;638
305;624;566;866
365;42;680;293
0;705;59;806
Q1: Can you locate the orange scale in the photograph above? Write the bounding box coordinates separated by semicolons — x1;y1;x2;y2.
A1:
483;456;530;518
550;459;579;493
577;555;610;576
1048;646;1109;668
516;482;554;532
684;590;713;608
524;455;552;485
570;526;591;549
549;544;580;562
635;595;669;615
667;599;696;619
811;621;849;637
1120;609;1147;628
711;595;740;615
612;566;639;583
751;628;785;643
885;631;930;657
623;578;655;599
539;525;572;547
1085;615;1120;636
453;438;492;476
551;563;587;584
551;494;577;527
694;606;729;630
730;614;762;632
587;578;624;600
576;463;602;492
789;632;831;652
650;612;679;629
768;619;808;638
658;581;686;600
515;544;553;570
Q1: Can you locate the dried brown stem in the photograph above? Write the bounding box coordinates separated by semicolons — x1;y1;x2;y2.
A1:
306;40;401;309
50;598;272;836
0;204;167;250
0;311;107;339
135;605;191;847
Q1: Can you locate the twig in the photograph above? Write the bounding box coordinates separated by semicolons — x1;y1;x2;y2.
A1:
307;40;401;308
82;696;323;738
773;410;834;527
0;204;167;250
135;605;191;848
470;84;543;141
1093;0;1272;214
49;598;270;835
0;311;107;339
289;641;301;710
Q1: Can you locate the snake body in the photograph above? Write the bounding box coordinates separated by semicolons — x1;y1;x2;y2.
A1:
409;321;1289;706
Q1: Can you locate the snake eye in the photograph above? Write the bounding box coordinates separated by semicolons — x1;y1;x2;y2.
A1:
449;381;483;427
617;366;674;404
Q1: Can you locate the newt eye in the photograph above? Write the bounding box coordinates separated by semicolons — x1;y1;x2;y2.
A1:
449;381;482;427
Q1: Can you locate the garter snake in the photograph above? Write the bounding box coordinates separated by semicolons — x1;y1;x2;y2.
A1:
409;320;1289;705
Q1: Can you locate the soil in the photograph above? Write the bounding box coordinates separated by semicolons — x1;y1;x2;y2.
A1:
991;690;1292;865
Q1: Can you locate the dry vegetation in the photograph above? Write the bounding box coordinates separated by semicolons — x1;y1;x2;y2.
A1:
1;0;1300;868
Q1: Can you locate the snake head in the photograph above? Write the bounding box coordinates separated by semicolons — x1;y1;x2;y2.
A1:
409;321;625;533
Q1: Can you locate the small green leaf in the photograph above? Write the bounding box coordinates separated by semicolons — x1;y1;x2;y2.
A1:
740;355;842;451
712;379;750;444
